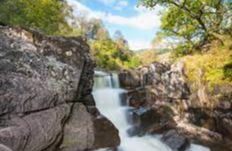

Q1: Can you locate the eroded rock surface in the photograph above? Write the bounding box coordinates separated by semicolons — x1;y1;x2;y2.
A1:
0;26;120;151
119;61;232;151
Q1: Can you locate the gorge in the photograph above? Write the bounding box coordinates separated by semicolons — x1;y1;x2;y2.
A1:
0;25;232;151
93;71;210;151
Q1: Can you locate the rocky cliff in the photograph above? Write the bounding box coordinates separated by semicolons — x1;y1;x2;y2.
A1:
119;61;232;151
0;26;120;151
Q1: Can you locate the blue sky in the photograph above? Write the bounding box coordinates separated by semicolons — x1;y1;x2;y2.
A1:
67;0;162;50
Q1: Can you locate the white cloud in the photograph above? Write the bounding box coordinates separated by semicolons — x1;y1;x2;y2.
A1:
68;0;102;18
67;0;162;49
107;5;161;30
106;11;160;30
68;0;161;30
114;0;128;10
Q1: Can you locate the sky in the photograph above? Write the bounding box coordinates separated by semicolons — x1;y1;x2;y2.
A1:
67;0;162;50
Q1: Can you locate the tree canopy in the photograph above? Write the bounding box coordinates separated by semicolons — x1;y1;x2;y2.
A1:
0;0;71;35
140;0;232;55
91;31;140;70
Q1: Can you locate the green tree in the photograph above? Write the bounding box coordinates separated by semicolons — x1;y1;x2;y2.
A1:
140;0;232;53
69;15;110;40
91;38;141;70
0;0;71;35
91;39;121;70
113;30;129;49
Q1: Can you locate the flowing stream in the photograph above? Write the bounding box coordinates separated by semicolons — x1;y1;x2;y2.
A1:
93;71;210;151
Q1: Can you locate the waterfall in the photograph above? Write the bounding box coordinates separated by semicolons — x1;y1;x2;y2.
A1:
92;71;210;151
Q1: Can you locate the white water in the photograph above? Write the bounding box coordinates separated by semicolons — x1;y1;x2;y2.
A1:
93;71;210;151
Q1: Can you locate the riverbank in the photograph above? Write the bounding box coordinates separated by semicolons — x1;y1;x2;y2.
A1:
93;72;210;151
118;61;232;151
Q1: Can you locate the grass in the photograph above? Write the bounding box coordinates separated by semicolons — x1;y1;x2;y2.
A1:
181;37;232;89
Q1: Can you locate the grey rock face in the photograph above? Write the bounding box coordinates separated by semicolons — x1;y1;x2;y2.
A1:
119;62;190;136
59;103;95;151
0;144;12;151
119;62;190;106
0;26;91;115
0;26;120;151
119;60;232;150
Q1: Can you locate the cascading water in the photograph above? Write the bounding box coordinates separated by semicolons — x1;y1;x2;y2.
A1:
93;71;210;151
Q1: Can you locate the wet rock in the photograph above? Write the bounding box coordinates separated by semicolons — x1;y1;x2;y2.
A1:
162;130;190;151
125;108;135;125
119;58;232;150
93;115;120;149
132;108;157;128
127;126;144;137
131;107;176;134
118;69;141;89
127;88;146;108
119;91;128;106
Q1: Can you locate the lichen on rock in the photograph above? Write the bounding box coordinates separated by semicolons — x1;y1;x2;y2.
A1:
0;26;120;151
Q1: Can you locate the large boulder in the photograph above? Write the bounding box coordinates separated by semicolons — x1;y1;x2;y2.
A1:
162;130;190;151
0;26;120;151
119;62;190;107
59;103;94;151
0;26;93;115
143;62;170;86
127;88;146;108
93;115;120;149
0;104;70;151
118;69;141;89
129;107;176;135
163;62;190;100
59;103;120;151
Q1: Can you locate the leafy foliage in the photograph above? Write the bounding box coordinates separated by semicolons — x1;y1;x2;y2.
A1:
0;0;71;35
91;39;141;71
140;0;232;54
224;60;232;80
183;38;232;87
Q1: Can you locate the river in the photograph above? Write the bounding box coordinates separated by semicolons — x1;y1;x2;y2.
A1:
92;71;210;151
